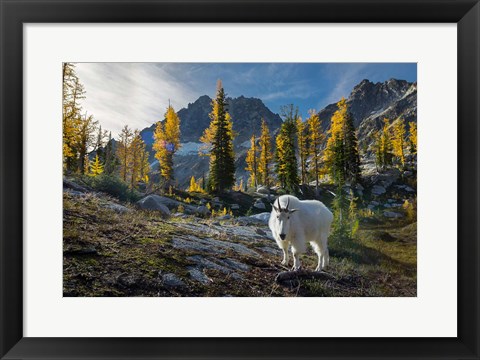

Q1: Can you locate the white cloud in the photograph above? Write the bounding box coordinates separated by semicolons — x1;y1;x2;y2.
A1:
74;63;199;138
318;63;369;108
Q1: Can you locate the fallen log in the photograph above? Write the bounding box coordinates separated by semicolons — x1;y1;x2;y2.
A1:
275;270;336;284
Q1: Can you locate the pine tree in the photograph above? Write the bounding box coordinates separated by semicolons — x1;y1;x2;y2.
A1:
409;121;417;155
89;154;104;177
62;63;85;172
297;116;309;184
380;118;394;169
129;130;149;189
275;104;300;193
307;110;325;193
139;146;150;185
104;132;118;175
94;125;108;163
201;80;235;193
372;130;383;172
258;119;272;187
153;104;181;187
344;110;361;183
392;118;406;167
77;113;98;175
245;134;258;188
117;125;133;182
324;98;360;185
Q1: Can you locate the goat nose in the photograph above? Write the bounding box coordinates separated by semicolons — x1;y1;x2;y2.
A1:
280;234;286;240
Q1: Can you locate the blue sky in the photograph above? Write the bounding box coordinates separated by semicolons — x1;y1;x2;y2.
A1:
75;63;416;137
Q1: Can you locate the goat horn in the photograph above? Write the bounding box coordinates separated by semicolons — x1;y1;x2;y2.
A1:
277;197;281;211
286;197;290;211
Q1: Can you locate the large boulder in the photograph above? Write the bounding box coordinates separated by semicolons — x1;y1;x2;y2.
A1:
63;178;88;193
137;195;171;216
104;202;131;214
383;211;404;218
195;205;210;216
250;212;271;223
253;199;266;210
256;186;270;195
371;185;386;196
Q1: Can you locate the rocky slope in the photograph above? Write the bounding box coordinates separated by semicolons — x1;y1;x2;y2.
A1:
137;78;416;188
318;78;417;146
63;184;417;297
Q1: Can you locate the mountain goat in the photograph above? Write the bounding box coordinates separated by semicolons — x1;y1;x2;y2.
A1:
269;195;333;271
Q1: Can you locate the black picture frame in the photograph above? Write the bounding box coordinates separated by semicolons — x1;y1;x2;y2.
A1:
1;1;479;359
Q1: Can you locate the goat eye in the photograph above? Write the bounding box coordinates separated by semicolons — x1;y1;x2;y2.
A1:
288;217;290;220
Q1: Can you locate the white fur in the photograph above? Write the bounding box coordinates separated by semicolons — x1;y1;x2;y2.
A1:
268;194;333;271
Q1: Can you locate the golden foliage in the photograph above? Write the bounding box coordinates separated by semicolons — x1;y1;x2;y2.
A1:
245;134;258;188
392;118;406;167
153;105;181;184
258;119;272;187
89;154;104;177
307;109;325;188
409;122;417;155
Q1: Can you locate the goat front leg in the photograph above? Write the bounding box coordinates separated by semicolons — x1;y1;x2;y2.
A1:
281;247;289;266
292;249;301;271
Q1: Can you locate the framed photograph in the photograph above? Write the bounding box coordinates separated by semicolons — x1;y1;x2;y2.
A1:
1;0;479;359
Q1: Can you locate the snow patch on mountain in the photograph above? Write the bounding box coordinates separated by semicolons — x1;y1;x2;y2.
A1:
177;142;204;156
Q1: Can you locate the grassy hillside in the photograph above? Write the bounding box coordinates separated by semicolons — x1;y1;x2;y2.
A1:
63;191;416;297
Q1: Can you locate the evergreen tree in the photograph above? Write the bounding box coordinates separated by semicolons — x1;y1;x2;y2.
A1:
139;145;150;185
245;134;258;188
344;111;361;182
104;132;118;175
62;63;85;172
307;110;325;193
392;118;406;167
129;130;149;189
77;113;98;175
258;119;273;187
201;80;236;193
89;154;104;177
372;130;383;172
297;116;309;184
324;98;360;185
275;104;300;193
94;125;108;163
153;104;181;187
380;118;394;169
117;125;133;182
409;121;417;155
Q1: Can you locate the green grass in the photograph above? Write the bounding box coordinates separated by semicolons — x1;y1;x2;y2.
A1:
63;191;417;297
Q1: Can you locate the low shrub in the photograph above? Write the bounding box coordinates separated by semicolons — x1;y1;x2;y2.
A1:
87;175;140;202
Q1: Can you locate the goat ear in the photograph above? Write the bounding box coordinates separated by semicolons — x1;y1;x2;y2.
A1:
273;205;279;213
289;208;298;213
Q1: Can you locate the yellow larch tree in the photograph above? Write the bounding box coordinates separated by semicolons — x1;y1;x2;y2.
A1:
409;121;417;155
297;116;309;184
153;104;181;188
245;134;258;188
62;63;85;172
89;154;104;177
392;118;406;167
258;119;272;187
307;110;325;192
129;130;149;189
324;98;360;184
117;125;133;182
